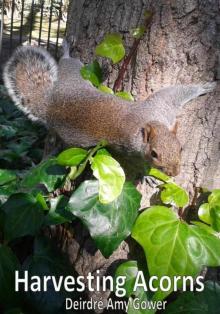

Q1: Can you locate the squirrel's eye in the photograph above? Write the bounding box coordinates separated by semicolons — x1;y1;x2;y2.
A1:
151;150;158;159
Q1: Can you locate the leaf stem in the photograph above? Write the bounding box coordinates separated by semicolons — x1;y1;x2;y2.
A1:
70;140;108;181
113;11;154;92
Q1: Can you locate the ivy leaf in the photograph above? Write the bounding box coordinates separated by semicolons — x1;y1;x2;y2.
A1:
0;181;18;204
147;167;171;183
1;193;45;241
44;195;75;226
95;148;111;156
115;261;139;298
160;183;189;207
0;124;17;138
164;281;220;314
208;190;220;232
208;189;220;205
210;206;220;232
115;91;134;101
23;236;79;314
98;85;114;94
80;60;103;87
0;245;21;306
132;206;220;300
115;261;154;314
57;148;88;166
95;33;125;64
36;193;49;210
131;26;145;39
198;203;211;225
198;190;220;232
91;154;125;204
4;309;24;314
0;169;16;185
191;221;217;235
67;180;140;257
21;158;67;192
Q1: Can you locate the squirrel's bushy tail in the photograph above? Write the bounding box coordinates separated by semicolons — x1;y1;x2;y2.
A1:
3;45;58;120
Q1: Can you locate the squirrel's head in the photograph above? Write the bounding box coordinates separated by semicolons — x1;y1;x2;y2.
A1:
142;121;181;177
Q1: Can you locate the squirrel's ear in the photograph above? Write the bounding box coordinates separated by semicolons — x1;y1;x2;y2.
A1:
142;123;157;143
171;121;179;135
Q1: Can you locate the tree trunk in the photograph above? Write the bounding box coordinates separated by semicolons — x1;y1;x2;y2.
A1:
63;0;220;309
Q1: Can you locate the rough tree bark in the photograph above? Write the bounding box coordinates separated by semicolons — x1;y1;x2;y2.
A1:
59;0;220;310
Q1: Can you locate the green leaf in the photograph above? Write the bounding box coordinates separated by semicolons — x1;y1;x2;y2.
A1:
164;281;220;314
0;181;18;204
115;91;134;101
95;33;125;64
191;221;216;235
0;208;5;230
91;154;125;204
131;26;145;39
115;261;154;314
21;158;67;192
98;85;114;94
208;189;220;205
132;206;220;300
0;169;16;185
147;167;171;183
0;124;17;138
160;183;189;207
115;261;139;298
0;245;21;306
57;148;88;166
67;180;140;257
4;309;24;314
23;236;79;314
80;60;102;87
95;148;111;156
198;203;211;225
208;190;220;231
44;195;75;226
36;193;48;210
1;193;45;241
210;205;220;232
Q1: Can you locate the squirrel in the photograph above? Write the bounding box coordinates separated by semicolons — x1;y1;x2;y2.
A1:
3;43;216;177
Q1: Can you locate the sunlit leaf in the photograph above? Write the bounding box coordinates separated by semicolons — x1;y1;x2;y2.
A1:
132;206;220;300
198;203;211;225
160;183;189;207
95;33;125;64
115;91;134;101
95;148;111;156
91;154;125;203
98;85;114;94
147;167;171;183
191;221;216;235
57;148;88;166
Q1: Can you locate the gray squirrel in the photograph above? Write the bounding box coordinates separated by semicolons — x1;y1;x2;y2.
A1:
3;43;216;176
